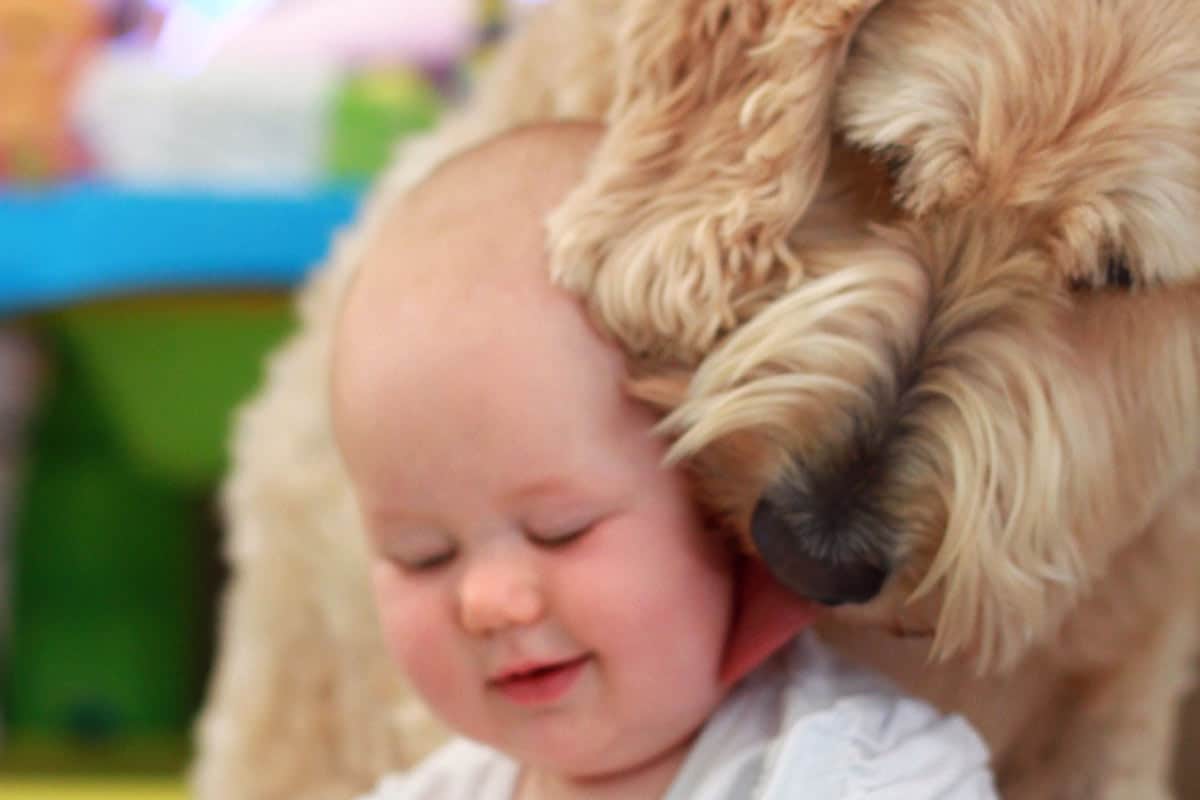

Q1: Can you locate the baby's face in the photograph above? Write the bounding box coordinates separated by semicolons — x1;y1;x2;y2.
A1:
331;130;734;781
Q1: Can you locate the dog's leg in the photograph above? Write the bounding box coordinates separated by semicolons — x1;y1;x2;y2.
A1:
1002;617;1198;800
1000;483;1200;800
189;295;424;800
1063;489;1200;800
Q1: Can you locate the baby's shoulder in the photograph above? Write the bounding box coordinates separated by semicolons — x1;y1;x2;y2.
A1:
760;635;999;798
355;738;519;800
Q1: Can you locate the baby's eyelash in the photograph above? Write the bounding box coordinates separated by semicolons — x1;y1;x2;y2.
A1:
396;549;457;573
527;525;591;549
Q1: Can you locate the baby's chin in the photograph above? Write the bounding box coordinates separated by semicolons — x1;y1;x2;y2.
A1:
518;690;715;786
517;722;703;797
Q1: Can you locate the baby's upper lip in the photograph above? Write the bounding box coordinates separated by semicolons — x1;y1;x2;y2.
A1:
488;654;590;684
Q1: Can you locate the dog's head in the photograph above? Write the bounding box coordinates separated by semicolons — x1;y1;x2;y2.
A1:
645;0;1200;671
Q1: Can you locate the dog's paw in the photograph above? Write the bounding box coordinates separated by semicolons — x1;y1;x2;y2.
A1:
549;194;784;363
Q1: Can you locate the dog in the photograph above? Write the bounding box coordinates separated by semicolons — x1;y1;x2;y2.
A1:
191;2;1200;798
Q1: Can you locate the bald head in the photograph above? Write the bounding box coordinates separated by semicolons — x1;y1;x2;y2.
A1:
331;122;610;466
408;121;604;242
338;121;603;342
360;121;603;297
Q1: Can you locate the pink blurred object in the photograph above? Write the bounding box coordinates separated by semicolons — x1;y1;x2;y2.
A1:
209;0;476;69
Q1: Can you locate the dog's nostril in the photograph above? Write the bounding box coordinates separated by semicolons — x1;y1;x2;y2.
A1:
806;562;888;606
750;492;891;606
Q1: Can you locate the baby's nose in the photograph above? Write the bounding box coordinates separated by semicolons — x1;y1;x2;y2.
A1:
458;557;544;635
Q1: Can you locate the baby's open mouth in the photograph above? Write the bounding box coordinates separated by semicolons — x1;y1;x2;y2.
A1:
489;655;591;706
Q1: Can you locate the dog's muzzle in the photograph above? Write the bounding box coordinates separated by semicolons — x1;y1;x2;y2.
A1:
750;484;892;606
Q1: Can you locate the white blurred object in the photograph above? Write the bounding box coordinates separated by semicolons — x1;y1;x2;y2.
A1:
73;50;338;189
155;0;475;72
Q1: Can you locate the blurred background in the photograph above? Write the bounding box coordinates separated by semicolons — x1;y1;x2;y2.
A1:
0;1;542;797
0;1;1196;799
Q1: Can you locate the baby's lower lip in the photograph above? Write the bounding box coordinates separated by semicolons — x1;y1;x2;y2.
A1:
491;656;590;706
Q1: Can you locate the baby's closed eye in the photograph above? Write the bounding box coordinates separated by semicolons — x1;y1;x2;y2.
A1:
525;508;616;550
526;524;593;549
396;549;457;573
378;530;458;573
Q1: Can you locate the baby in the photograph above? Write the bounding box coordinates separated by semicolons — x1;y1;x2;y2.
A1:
330;122;998;800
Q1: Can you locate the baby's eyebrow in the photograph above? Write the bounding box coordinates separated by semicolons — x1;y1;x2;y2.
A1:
504;476;584;505
371;523;455;552
363;508;444;536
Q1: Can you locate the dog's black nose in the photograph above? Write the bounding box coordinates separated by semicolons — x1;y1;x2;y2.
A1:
750;489;891;606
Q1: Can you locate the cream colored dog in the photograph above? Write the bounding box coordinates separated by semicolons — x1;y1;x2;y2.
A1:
192;1;1200;798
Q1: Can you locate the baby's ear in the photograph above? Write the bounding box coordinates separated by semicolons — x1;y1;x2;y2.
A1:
549;0;885;364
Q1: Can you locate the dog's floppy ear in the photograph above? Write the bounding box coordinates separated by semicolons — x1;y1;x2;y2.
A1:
548;0;885;363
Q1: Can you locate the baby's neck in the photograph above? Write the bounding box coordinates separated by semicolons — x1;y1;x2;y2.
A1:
515;735;694;800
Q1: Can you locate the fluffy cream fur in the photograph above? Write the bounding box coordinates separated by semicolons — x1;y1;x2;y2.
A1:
191;1;1200;798
549;0;883;361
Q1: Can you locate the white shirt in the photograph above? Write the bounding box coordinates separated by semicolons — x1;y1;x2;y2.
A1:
358;633;998;799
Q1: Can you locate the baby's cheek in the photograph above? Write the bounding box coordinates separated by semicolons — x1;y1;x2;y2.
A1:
370;564;459;697
397;637;460;708
392;620;481;737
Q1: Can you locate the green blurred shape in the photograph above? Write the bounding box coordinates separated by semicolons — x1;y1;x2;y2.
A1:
52;295;295;489
6;328;192;738
327;69;441;181
4;294;294;745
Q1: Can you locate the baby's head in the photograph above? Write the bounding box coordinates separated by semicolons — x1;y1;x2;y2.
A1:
331;123;735;791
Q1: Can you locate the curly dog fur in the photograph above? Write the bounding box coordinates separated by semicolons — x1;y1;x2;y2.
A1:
191;1;1200;798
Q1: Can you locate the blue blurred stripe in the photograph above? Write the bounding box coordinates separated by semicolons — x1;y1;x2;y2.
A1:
0;181;365;315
